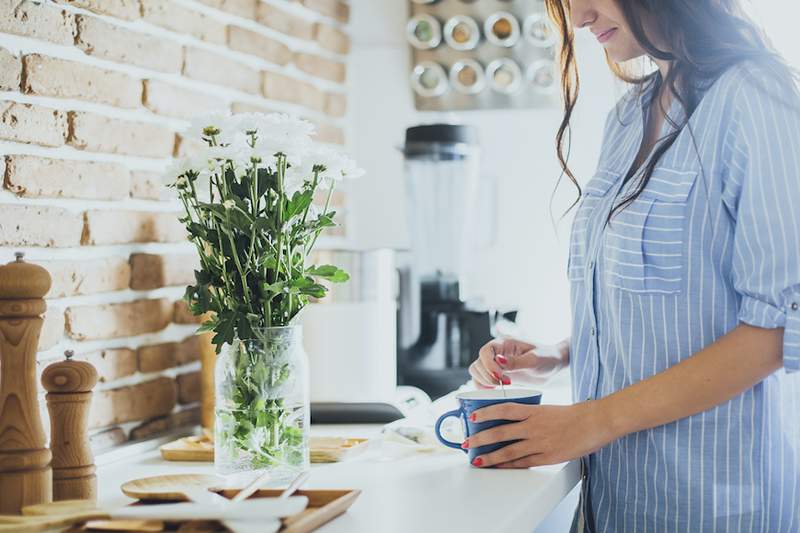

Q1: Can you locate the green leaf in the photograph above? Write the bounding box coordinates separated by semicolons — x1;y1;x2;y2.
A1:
307;265;350;283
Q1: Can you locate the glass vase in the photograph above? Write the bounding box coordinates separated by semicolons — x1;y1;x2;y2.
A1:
214;326;310;484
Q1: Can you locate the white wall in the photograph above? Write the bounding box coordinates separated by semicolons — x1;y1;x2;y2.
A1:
346;1;618;344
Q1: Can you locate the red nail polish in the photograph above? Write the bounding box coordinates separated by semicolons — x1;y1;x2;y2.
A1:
496;354;508;366
472;457;483;467
461;440;469;449
469;413;477;422
501;376;511;385
491;371;500;381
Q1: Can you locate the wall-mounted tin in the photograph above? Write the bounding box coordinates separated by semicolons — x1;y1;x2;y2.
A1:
443;15;481;51
407;14;442;50
411;61;449;97
450;59;486;95
409;0;559;111
486;58;522;94
527;58;557;93
484;11;520;48
523;13;557;48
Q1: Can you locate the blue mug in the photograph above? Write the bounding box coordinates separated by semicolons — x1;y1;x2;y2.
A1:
434;388;543;464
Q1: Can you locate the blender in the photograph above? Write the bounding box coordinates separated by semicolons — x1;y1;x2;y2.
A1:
397;124;516;399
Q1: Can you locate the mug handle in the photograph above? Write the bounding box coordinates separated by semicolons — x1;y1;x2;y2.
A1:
434;408;465;451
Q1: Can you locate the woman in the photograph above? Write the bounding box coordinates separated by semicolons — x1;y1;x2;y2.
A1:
467;1;800;531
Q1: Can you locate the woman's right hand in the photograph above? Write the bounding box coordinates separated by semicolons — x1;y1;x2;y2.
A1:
468;337;570;389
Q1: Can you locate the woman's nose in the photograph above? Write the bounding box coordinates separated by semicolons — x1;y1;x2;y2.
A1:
569;0;597;29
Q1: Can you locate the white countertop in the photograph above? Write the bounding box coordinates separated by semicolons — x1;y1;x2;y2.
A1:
96;372;580;533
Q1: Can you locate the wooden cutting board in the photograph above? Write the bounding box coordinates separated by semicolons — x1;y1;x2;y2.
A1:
160;435;368;463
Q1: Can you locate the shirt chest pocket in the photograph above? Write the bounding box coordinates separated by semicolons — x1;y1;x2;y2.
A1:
604;168;697;294
568;169;619;283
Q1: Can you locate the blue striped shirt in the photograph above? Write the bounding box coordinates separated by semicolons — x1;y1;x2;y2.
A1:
568;62;800;531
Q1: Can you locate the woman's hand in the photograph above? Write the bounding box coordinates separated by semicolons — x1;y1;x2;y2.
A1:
463;401;616;468
468;338;570;389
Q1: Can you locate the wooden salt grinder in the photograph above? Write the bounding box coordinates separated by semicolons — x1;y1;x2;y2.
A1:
0;252;53;514
42;349;98;501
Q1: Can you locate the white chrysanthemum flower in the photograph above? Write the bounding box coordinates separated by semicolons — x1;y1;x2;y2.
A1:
256;113;315;158
308;146;365;184
223;199;235;209
187;111;234;139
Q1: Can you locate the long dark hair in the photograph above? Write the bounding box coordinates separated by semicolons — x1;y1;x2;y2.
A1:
545;0;793;217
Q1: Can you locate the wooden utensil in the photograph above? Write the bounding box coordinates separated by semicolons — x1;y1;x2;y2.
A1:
41;349;98;501
120;474;225;502
0;252;53;514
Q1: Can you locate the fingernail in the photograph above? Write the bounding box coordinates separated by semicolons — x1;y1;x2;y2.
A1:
472;457;483;467
496;354;508;366
461;440;469;449
501;376;511;385
469;413;477;422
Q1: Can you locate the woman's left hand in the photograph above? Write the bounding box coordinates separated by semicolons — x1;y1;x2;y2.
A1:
464;401;617;468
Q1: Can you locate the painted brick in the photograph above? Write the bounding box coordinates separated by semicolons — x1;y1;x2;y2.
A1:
66;298;173;341
294;52;346;83
227;26;292;66
90;377;177;428
183;47;261;95
176;371;201;404
141;0;226;44
0;205;82;247
256;3;314;40
43;257;131;298
173;300;202;325
80;348;138;383
173;134;206;158
143;80;228;120
0;48;21;91
39;307;65;351
75;15;183;73
314;121;345;145
130;171;164;200
0;103;66;147
129;253;198;290
231;101;277;114
137;342;176;373
90;427;127;451
195;0;256;19
264;80;324;111
68;112;175;158
326;92;347;117
82;210;186;245
129;416;171;440
176;335;202;365
4;155;130;200
315;23;350;54
0;1;75;46
57;0;141;20
23;55;141;109
300;81;327;112
169;407;201;427
298;0;349;23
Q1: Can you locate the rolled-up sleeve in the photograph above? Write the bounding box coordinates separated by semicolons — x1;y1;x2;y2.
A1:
724;65;800;372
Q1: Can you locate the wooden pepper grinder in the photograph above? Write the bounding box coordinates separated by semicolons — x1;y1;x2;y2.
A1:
42;349;98;501
0;252;53;514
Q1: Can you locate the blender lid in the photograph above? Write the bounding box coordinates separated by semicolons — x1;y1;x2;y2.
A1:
402;124;478;159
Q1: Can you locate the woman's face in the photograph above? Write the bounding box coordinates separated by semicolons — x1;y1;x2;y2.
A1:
569;0;647;62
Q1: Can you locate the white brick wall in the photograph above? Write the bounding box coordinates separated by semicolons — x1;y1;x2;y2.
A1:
0;0;352;446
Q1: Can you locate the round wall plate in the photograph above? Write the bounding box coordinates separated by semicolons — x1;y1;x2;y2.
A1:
484;11;521;48
450;59;486;95
407;13;442;50
411;61;449;97
486;58;523;94
443;15;481;51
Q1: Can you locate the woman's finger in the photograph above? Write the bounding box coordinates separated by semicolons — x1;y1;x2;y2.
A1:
471;440;537;468
469;361;496;388
471;402;533;423
466;420;527;449
478;341;505;378
495;453;551;469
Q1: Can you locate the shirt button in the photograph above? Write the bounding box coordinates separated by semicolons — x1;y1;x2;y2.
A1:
590;327;596;336
791;302;799;311
588;260;595;269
